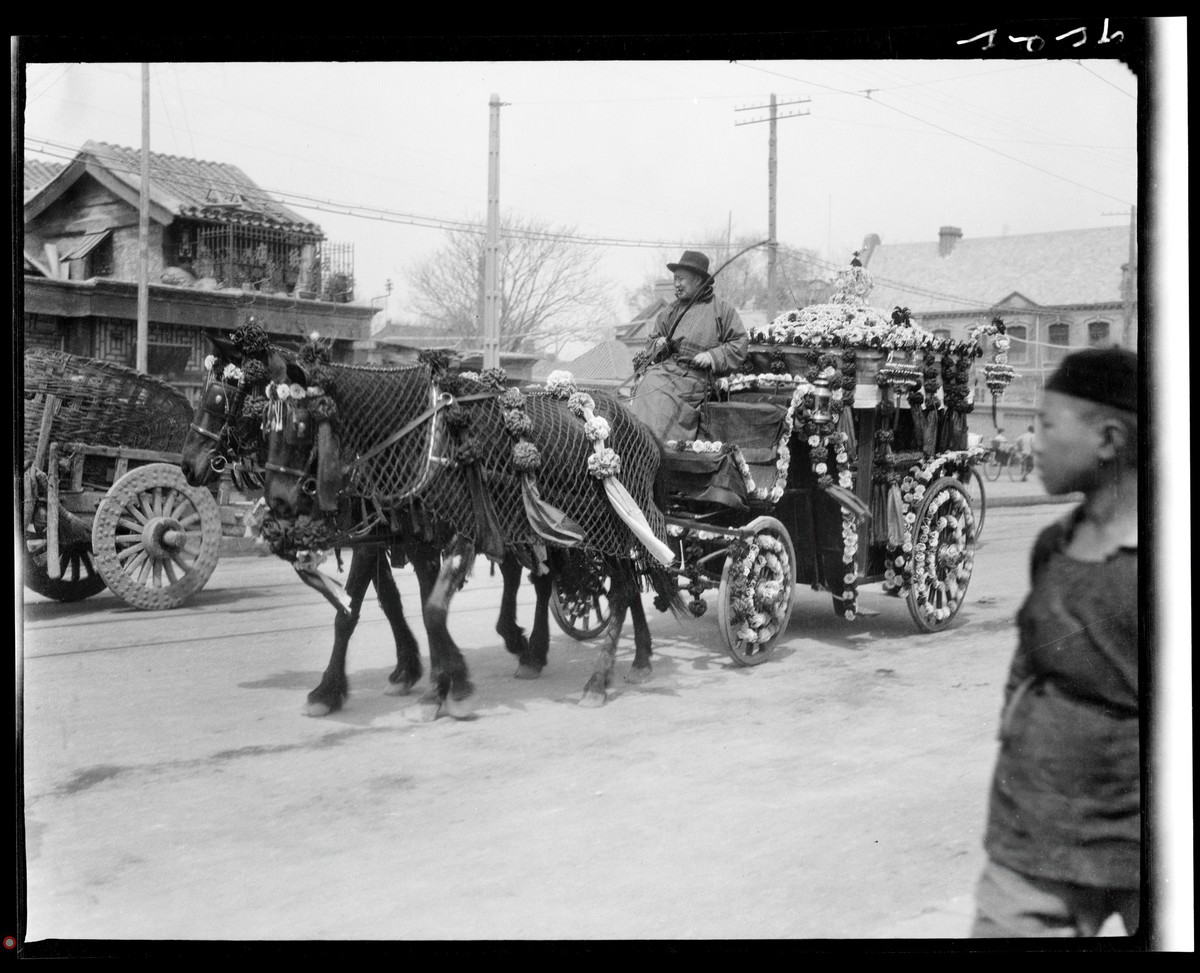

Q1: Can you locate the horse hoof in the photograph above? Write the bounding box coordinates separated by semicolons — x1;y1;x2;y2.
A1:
408;702;441;723
384;676;417;696
514;663;543;680
624;666;652;684
578;690;607;708
441;694;477;720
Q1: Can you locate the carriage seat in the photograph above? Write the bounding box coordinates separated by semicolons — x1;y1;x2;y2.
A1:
661;398;790;510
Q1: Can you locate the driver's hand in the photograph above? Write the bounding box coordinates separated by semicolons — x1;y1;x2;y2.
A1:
690;351;715;369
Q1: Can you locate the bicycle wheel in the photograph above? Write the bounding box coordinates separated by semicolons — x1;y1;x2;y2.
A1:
983;453;1001;481
1007;452;1025;481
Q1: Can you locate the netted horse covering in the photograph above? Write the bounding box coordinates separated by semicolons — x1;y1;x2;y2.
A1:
316;363;667;559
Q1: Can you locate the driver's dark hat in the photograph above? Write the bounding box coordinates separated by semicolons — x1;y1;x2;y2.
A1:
667;250;712;281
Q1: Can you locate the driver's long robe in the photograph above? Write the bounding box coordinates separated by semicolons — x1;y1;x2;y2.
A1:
627;294;747;442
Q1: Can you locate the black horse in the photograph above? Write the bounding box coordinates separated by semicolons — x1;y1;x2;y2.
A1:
258;348;683;714
180;332;549;718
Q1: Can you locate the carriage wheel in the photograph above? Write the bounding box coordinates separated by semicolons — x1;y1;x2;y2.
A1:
716;516;796;666
965;467;987;540
91;463;223;610
905;477;977;633
549;553;614;641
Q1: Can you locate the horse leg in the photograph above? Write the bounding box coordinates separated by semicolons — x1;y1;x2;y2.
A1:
524;570;554;677
374;548;425;696
624;584;653;684
495;552;532;669
579;583;629;708
305;548;373;717
414;535;477;722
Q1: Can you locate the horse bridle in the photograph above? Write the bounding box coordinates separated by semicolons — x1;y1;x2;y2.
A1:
190;375;249;473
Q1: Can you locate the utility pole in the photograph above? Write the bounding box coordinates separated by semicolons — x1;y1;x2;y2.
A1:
482;94;505;370
736;94;810;321
136;63;150;372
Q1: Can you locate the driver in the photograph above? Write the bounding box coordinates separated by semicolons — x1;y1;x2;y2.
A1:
627;250;748;441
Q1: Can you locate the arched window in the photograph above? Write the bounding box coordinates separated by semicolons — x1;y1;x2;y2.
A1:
1005;324;1028;364
1047;322;1071;362
1088;320;1111;346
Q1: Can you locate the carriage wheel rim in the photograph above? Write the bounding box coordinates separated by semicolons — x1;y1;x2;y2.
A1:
716;515;796;666
906;478;976;632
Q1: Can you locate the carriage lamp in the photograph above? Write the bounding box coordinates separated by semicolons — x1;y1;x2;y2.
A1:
811;373;835;425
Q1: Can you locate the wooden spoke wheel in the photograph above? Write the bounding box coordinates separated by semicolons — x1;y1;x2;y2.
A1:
905;477;977;633
716;516;796;666
91;463;223;610
549;553;614;641
22;493;107;603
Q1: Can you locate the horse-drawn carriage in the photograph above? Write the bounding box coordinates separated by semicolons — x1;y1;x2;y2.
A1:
178;267;1013;714
21;350;224;609
549;261;1012;663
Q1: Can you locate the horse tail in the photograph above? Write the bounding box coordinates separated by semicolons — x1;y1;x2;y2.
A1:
642;555;687;619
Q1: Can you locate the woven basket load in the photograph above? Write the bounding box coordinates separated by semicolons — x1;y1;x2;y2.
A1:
22;351;193;465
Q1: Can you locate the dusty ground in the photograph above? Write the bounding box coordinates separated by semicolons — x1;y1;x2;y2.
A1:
19;505;1135;945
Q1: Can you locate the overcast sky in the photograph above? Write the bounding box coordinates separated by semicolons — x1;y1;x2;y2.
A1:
19;27;1155;329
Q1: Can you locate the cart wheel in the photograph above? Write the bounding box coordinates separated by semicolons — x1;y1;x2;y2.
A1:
549;552;614;640
91;463;222;610
23;520;108;602
965;467;987;540
21;467;107;602
716;516;796;666
906;477;976;632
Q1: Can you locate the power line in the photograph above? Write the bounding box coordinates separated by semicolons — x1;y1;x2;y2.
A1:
24;136;1126;322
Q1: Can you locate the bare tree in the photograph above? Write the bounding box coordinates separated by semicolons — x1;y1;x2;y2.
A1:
623;233;822;318
406;214;617;357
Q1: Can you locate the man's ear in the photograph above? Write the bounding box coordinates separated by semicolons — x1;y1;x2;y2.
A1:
1102;417;1135;460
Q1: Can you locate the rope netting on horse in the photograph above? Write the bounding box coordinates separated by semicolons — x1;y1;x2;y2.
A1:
302;362;667;561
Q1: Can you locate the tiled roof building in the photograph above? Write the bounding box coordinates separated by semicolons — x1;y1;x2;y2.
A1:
857;223;1137;433
22;142;374;400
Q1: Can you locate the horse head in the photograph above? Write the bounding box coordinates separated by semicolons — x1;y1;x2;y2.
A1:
181;333;274;487
261;352;344;524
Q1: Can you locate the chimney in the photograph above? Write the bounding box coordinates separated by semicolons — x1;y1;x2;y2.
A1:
938;226;962;257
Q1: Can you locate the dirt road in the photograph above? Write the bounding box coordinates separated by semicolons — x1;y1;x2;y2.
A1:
18;506;1096;943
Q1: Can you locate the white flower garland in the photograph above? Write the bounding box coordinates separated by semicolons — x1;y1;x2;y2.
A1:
727;531;792;645
880;446;984;603
204;355;245;384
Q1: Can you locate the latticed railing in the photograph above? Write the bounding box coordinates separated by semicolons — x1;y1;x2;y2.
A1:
164;223;354;302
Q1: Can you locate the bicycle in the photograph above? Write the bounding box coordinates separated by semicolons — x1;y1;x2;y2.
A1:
982;446;1007;481
1007;450;1031;482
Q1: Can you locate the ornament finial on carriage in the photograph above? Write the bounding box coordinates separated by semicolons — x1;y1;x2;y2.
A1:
851;250;863;267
